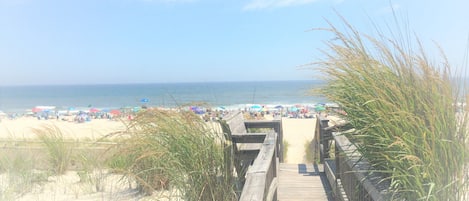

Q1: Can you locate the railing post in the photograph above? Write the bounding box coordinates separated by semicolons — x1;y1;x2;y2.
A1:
319;118;330;163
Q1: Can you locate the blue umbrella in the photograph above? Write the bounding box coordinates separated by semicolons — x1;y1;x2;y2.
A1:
290;107;299;112
250;105;262;111
140;98;149;103
275;105;283;109
190;106;205;114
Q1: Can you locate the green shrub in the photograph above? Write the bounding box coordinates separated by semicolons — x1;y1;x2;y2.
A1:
317;18;468;200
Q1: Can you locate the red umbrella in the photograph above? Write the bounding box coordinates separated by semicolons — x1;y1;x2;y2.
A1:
32;107;42;113
110;109;121;115
89;108;100;113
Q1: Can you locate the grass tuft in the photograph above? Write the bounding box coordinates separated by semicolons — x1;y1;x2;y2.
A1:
317;17;468;200
34;125;72;175
107;108;238;200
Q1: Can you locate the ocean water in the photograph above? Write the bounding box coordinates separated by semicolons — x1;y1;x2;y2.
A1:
0;80;328;114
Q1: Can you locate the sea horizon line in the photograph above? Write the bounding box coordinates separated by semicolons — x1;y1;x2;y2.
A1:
0;79;325;88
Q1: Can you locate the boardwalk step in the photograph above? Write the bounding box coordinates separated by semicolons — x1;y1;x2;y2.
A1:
277;163;334;201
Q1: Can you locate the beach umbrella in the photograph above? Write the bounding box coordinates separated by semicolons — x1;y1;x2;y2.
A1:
110;109;121;115
133;106;141;112
315;105;326;112
32;107;42;113
275;105;283;109
190;106;205;114
140;98;149;103
250;105;262;111
89;108;100;113
215;106;226;111
290;106;299;112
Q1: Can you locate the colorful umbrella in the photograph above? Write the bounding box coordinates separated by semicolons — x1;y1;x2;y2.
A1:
315;105;326;112
110;109;121;115
32;107;42;113
190;106;205;114
250;105;262;111
89;108;100;113
274;105;283;109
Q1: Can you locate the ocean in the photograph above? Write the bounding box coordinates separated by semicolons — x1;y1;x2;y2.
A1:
0;80;328;114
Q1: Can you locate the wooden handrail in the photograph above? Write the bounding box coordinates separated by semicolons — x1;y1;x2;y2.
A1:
317;117;390;201
333;132;389;201
221;112;279;201
239;132;278;201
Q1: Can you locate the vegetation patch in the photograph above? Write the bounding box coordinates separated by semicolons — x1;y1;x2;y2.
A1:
107;108;238;200
317;17;468;200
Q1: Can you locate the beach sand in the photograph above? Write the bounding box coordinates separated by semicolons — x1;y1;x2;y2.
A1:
281;117;317;164
0;117;127;140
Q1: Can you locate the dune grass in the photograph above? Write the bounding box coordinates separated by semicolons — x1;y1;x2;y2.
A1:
283;140;289;162
107;108;238;200
34;126;73;175
0;152;49;200
317;18;468;200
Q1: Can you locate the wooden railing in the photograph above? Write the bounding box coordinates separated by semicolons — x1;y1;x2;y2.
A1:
317;117;390;201
220;112;280;201
239;131;278;201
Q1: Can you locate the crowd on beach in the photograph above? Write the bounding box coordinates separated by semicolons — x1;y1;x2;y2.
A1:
0;103;340;124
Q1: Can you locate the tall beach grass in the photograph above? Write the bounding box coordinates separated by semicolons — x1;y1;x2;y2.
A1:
107;108;238;200
34;126;72;175
317;18;468;200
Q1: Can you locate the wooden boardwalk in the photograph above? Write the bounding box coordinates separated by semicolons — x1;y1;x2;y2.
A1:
277;163;334;201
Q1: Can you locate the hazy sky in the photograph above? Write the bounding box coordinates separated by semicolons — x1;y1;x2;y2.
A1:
1;0;468;86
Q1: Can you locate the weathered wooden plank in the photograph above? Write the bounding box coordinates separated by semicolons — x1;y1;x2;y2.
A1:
225;112;248;134
247;132;276;174
278;163;332;201
244;120;284;163
221;112;281;201
240;132;277;201
266;177;278;201
332;132;389;201
231;132;267;143
238;149;260;161
240;172;267;201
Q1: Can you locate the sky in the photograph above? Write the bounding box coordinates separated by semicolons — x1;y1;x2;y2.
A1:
0;0;468;86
